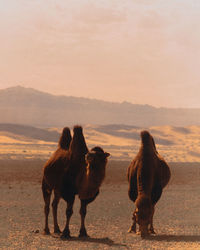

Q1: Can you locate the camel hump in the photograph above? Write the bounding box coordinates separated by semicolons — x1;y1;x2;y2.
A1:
73;125;83;134
72;125;86;146
70;125;88;156
140;130;156;149
58;127;72;150
140;130;151;145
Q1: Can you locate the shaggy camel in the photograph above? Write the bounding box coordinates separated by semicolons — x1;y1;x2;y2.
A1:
60;141;110;238
127;130;170;238
42;125;110;237
42;127;72;234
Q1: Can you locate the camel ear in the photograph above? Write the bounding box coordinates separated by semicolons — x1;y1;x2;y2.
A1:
105;152;110;158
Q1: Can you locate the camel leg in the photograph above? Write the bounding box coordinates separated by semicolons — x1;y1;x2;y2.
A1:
61;196;75;238
79;200;89;237
128;209;136;233
52;190;61;234
149;206;156;234
42;179;52;235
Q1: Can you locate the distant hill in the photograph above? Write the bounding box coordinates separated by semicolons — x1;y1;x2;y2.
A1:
0;86;200;127
1;123;200;162
0;123;60;142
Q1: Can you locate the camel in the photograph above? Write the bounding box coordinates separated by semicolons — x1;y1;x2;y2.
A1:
42;125;110;238
42;127;72;234
60;143;110;238
127;130;171;238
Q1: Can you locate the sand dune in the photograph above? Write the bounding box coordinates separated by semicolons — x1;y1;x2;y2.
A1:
0;124;200;162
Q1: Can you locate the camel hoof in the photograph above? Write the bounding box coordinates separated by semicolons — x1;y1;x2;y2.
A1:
43;229;50;235
128;227;136;233
149;229;156;235
61;230;71;239
141;232;150;239
54;228;61;234
79;229;89;238
61;234;72;239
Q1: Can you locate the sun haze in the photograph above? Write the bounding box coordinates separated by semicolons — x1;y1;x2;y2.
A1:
0;0;200;108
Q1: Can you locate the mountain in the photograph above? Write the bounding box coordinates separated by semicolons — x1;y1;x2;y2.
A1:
0;86;200;127
0;123;60;142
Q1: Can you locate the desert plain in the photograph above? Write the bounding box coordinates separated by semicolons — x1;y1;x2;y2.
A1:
0;125;200;249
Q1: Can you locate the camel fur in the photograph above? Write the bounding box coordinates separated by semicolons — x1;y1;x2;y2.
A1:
127;130;170;238
42;125;110;238
60;130;110;238
42;127;72;234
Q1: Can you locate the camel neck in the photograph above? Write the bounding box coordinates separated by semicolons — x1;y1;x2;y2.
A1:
137;155;155;196
78;163;106;200
87;163;105;183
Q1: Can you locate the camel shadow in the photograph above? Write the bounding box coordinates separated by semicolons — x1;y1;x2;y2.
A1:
147;234;200;242
61;236;127;247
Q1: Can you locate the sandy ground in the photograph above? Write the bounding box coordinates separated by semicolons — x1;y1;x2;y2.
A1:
0;160;200;249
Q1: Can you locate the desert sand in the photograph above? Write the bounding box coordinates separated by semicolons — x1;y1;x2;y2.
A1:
1;124;200;162
0;159;200;249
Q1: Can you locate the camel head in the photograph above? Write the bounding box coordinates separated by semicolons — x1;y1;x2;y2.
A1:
135;195;153;238
85;147;110;168
77;147;110;200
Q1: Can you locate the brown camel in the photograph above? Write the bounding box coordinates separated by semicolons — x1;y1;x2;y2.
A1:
42;127;72;234
127;130;170;238
42;125;110;238
60;144;110;238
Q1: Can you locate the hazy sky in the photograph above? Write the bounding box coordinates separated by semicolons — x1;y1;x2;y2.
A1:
0;0;200;108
